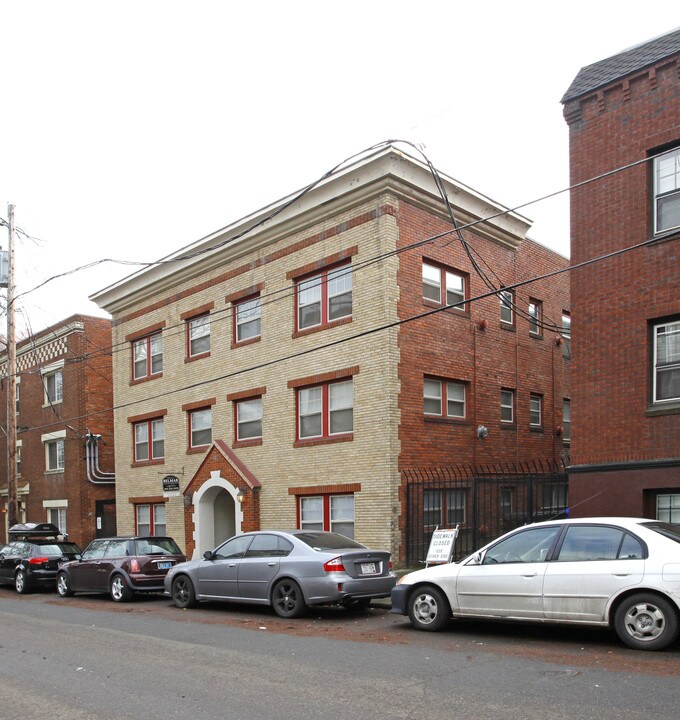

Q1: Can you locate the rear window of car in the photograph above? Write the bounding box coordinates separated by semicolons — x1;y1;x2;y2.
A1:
642;522;680;544
134;538;182;555
295;532;366;551
36;542;81;555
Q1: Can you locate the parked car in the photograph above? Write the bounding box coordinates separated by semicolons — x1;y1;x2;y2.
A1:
392;517;680;651
0;523;81;594
57;536;186;602
165;530;397;617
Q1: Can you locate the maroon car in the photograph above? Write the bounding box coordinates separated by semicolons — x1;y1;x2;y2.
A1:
56;536;185;602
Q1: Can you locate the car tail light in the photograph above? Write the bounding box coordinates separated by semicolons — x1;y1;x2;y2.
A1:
323;556;345;573
29;557;49;565
130;559;140;573
389;561;393;570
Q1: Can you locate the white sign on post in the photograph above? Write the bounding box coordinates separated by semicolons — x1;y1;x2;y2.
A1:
425;526;459;566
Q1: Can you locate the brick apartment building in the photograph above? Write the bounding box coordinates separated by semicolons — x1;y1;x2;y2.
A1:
0;315;116;546
562;29;680;519
91;145;570;561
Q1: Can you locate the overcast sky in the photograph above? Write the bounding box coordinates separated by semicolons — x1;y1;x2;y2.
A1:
1;1;677;336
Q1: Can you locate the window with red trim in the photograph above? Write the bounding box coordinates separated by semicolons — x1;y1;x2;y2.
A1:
236;396;263;441
134;417;165;462
234;295;261;344
188;408;212;449
297;378;353;440
135;503;166;536
187;313;211;358
132;332;163;381
424;377;466;419
296;263;352;331
299;494;355;539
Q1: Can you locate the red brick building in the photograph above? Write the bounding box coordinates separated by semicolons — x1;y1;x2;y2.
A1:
562;29;680;518
0;315;116;546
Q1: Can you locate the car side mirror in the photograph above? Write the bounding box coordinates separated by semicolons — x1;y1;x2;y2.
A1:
203;550;213;561
467;551;483;566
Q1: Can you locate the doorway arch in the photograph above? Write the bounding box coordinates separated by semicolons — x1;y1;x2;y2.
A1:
192;471;243;558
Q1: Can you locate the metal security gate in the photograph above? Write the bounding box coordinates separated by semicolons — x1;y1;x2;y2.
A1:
403;460;568;564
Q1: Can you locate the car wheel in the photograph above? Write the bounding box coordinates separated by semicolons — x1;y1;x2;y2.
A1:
271;579;306;618
407;585;451;631
15;570;30;594
171;575;196;609
614;593;679;651
56;572;74;597
110;575;133;603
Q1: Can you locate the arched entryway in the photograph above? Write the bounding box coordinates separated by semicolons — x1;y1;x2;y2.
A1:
192;471;243;558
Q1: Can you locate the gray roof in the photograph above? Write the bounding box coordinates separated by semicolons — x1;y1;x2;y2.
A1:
562;27;680;103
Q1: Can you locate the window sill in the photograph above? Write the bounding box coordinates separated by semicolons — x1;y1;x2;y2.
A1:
423;298;469;316
500;322;516;332
294;433;353;448
131;459;165;468
646;402;680;417
293;316;352;339
529;332;543;340
185;352;211;363
530;426;544;433
45;469;65;475
130;373;163;386
232;336;261;350
186;446;209;455
500;422;517;430
233;438;263;448
424;416;470;426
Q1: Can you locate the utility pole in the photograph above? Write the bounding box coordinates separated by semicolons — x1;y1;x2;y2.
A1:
6;204;18;528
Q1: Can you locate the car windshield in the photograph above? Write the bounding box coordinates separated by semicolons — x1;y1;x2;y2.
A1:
36;542;80;555
135;538;182;555
641;522;680;544
295;532;366;551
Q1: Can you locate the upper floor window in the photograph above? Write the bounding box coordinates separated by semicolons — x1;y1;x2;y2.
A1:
236;397;263;441
530;393;543;428
422;261;467;309
45;437;65;472
653;319;680;404
187;314;211;358
16;443;21;477
15;380;20;414
235;296;261;343
424;378;466;419
654;147;680;234
500;389;514;424
500;290;514;325
133;332;163;380
528;299;542;336
296;264;352;331
44;369;63;405
562;399;571;444
298;378;353;440
561;312;571;360
134;417;165;462
189;408;212;449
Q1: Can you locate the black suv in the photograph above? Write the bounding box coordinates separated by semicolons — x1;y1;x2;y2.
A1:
57;536;185;602
0;523;81;593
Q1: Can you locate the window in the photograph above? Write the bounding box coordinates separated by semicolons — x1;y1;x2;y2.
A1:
541;482;568;512
136;503;166;536
299;494;355;539
15;381;20;414
187;314;211;357
16;442;21;477
500;488;514;518
423;489;467;528
529;393;542;427
483;526;561;564
236;397;263;440
653;319;680;403
189;408;212;448
556;526;642;562
44;369;63;404
657;494;680;523
500;290;514;325
296;263;352;331
134;418;165;462
561;312;571;360
422;261;467;309
47;507;67;533
500;389;514;424
654;147;680;234
424;378;466;419
562;399;571;444
133;332;163;380
297;378;353;440
45;438;65;472
235;296;261;343
528;299;542;335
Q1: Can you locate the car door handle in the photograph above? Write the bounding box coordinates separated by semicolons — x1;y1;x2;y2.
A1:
228;563;236;568
521;572;537;577
267;562;276;567
612;571;632;577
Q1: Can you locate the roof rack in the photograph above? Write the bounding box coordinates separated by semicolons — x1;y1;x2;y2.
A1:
8;523;68;539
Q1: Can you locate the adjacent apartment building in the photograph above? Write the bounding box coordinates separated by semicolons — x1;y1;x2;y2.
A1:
91;146;570;560
562;29;680;519
0;315;116;546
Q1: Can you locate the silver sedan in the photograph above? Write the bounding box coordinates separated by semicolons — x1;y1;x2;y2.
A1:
391;517;680;650
165;530;396;617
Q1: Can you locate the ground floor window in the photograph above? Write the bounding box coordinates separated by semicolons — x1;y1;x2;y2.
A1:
423;489;466;528
299;494;355;539
656;493;680;523
47;506;67;533
135;502;167;536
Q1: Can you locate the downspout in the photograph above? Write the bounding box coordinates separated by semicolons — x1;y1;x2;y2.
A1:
85;432;115;485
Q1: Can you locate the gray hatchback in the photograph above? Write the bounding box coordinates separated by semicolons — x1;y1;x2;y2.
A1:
164;530;396;617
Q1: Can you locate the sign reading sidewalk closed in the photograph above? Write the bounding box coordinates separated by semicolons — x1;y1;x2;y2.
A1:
425;526;459;565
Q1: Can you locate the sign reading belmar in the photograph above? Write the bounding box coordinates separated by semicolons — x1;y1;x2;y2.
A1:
425;526;459;566
162;475;180;497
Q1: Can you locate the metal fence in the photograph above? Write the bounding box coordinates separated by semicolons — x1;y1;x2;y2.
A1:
403;459;568;564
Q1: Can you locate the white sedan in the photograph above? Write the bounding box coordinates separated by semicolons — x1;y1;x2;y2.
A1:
391;517;680;650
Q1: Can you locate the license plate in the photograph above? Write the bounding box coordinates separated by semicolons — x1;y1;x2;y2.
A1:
360;562;377;575
157;561;172;570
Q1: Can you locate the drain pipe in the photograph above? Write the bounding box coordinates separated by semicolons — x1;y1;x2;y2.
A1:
85;431;115;485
